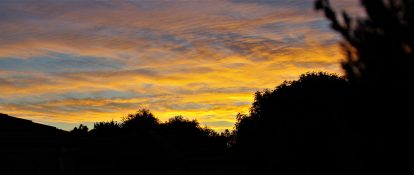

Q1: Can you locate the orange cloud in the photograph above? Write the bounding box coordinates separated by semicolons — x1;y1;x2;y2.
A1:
0;0;358;131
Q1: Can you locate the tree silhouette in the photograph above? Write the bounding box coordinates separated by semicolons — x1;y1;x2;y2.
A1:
121;108;159;133
160;116;229;156
233;72;354;175
316;0;414;174
162;116;203;137
316;0;414;87
90;120;121;137
70;124;89;136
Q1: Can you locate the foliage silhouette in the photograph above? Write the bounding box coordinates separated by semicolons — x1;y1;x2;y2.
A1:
316;0;414;88
162;116;206;142
316;0;414;174
70;124;88;136
121;108;159;133
90;120;121;137
233;72;355;175
4;1;413;174
63;109;233;175
159;116;228;156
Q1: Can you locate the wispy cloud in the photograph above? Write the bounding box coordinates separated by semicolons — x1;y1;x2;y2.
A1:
0;0;359;130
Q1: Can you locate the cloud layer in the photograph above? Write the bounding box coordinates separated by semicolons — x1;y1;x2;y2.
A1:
0;0;359;130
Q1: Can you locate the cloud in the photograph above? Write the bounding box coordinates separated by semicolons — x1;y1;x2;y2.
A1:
0;0;360;131
0;53;124;73
200;120;235;130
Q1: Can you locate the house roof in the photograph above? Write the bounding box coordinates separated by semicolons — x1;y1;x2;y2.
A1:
0;113;68;148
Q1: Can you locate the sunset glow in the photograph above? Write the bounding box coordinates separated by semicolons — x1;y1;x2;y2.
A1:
0;0;360;130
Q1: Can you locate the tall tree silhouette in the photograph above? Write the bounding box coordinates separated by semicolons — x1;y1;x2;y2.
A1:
316;0;414;87
316;0;414;174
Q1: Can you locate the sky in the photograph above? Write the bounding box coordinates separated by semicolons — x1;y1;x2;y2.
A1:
0;0;361;131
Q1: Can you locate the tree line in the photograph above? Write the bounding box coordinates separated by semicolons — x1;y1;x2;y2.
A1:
68;1;414;174
2;0;413;174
